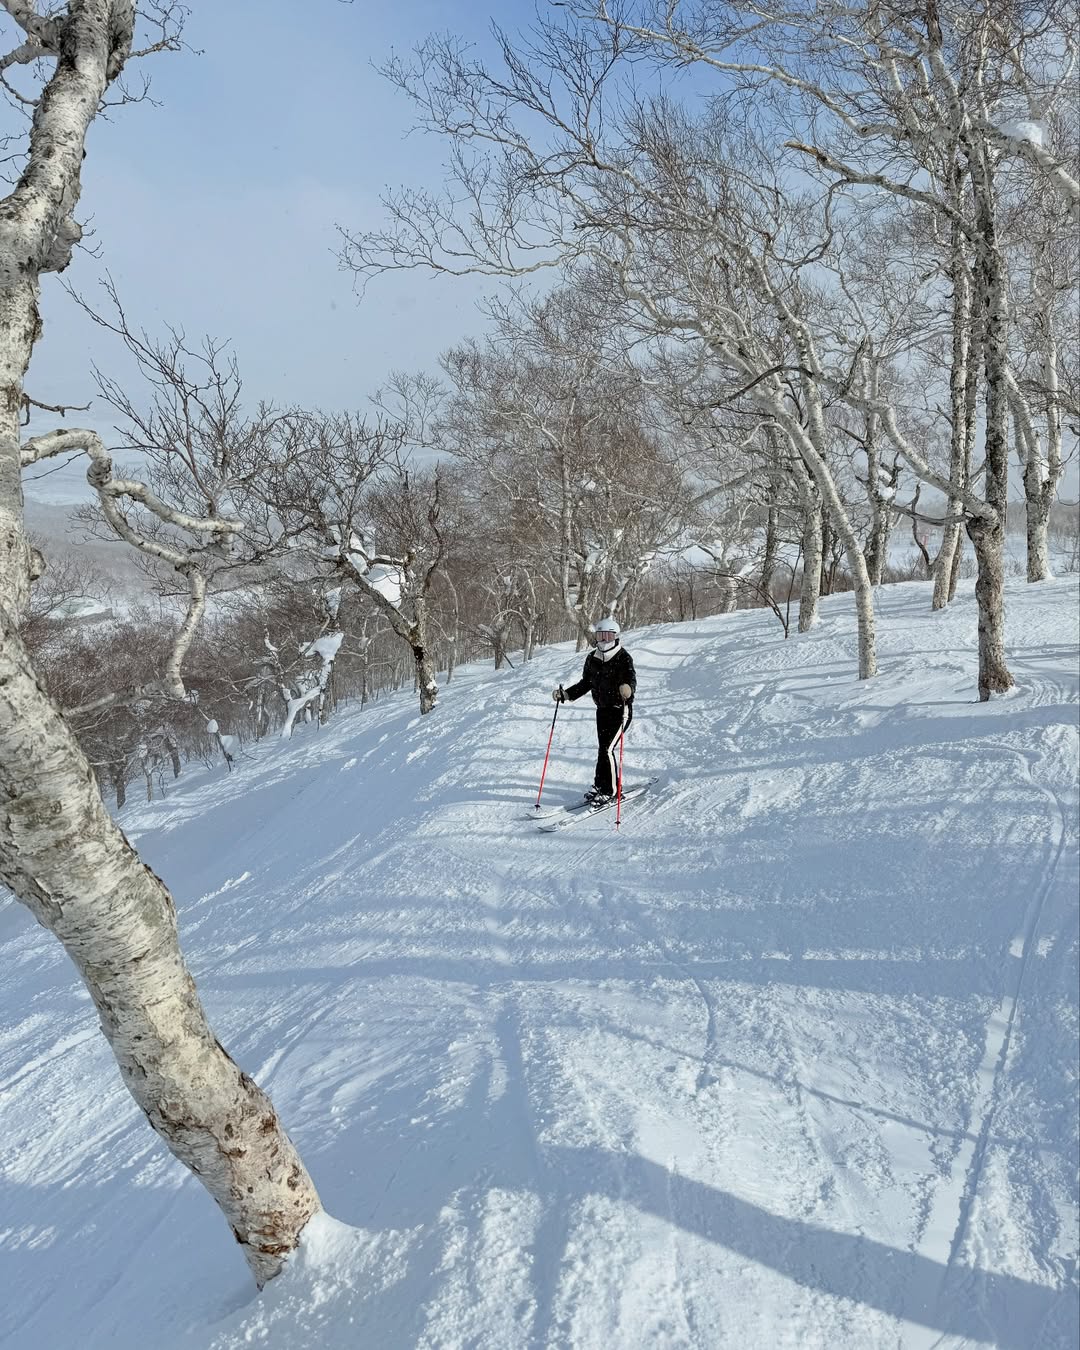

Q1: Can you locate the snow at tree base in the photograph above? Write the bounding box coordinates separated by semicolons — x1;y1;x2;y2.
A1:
1;578;1077;1350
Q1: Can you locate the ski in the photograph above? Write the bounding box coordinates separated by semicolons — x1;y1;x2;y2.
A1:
528;799;592;821
527;792;611;821
536;777;658;832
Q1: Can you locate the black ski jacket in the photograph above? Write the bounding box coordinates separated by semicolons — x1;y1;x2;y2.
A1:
564;644;637;710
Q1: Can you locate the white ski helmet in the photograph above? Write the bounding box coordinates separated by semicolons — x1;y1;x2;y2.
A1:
594;617;620;651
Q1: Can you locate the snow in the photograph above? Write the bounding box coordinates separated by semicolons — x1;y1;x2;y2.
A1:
1;577;1077;1349
364;563;404;606
995;118;1047;148
53;596;112;621
302;631;345;663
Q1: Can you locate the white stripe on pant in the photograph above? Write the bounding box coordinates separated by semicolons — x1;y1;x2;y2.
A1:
594;703;631;796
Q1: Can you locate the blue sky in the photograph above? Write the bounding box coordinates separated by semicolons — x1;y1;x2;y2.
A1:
23;0;538;474
14;2;1074;506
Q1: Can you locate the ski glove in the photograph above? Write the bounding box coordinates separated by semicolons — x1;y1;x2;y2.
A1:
619;683;633;701
552;687;565;703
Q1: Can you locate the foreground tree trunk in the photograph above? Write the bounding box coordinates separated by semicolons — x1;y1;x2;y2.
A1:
1025;495;1052;582
716;573;737;614
933;179;977;611
857;386;896;588
1011;302;1064;584
968;161;1014;699
784;394;877;680
779;390;877;678
818;512;834;598
965;513;1011;702
934;525;963;609
947;531;964;602
0;0;322;1282
794;475;823;633
412;640;439;712
0;619;321;1283
760;485;781;600
864;502;890;586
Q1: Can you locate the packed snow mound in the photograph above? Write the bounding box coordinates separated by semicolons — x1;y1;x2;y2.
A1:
1;577;1077;1350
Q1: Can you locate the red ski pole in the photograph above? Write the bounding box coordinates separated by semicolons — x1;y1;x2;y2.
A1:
534;687;562;810
615;703;628;828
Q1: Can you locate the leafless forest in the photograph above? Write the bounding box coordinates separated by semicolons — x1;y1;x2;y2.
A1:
2;0;1077;1279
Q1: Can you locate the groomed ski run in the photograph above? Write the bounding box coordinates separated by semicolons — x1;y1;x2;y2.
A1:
1;576;1077;1350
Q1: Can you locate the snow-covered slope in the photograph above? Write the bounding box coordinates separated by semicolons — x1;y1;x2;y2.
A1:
2;578;1077;1350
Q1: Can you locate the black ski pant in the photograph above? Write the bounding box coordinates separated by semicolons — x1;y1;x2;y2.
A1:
593;703;632;796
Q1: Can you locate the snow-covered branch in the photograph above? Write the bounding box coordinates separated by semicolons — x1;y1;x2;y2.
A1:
21;425;242;710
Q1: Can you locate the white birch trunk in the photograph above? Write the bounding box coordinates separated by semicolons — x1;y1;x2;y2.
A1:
774;379;877;678
0;0;121;608
0;617;321;1284
0;281;40;614
390;610;439;713
863;448;891;588
967;160;1014;699
716;573;737;613
1025;496;1052;583
789;430;877;679
338;553;439;713
865;500;892;587
760;486;780;600
556;449;584;645
1013;269;1063;584
0;2;322;1281
1015;399;1056;585
858;372;893;588
712;266;877;673
519;567;538;661
796;476;823;633
932;185;974;610
931;341;968;607
411;628;439;713
933;528;963;610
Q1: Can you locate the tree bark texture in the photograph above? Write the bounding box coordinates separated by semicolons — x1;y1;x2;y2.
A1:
0;615;321;1283
968;162;1014;699
933;184;975;610
778;372;877;678
797;491;823;633
0;14;322;1275
760;492;780;599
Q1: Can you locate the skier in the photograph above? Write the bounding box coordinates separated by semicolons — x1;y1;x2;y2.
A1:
552;617;636;805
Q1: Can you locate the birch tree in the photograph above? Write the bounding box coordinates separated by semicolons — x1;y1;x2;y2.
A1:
261;410;448;713
591;1;1075;695
441;285;686;647
654;346;831;635
343;23;883;676
1006;175;1076;581
0;1;319;1284
279;587;345;738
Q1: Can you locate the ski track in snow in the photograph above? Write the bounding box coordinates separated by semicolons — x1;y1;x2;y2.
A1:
0;578;1078;1350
